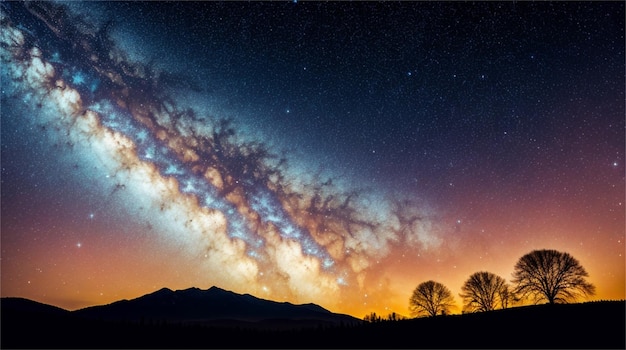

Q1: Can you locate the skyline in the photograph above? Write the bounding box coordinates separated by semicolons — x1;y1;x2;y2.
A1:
1;1;624;318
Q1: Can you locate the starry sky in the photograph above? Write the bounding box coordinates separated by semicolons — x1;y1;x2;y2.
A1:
1;1;624;318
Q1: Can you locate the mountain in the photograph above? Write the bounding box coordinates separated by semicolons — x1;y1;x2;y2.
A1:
2;286;362;348
7;286;360;329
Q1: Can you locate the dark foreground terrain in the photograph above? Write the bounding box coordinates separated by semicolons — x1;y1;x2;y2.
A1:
2;299;624;348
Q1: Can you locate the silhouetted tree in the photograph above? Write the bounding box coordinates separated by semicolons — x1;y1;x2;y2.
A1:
498;282;514;309
363;312;382;323
409;280;455;317
459;271;512;312
512;249;595;304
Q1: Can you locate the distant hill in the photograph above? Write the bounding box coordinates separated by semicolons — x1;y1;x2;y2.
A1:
2;289;624;348
2;297;70;316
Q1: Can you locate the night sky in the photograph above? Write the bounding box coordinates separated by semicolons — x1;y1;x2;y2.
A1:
1;1;624;318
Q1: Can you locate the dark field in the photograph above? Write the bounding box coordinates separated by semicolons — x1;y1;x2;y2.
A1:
2;299;624;349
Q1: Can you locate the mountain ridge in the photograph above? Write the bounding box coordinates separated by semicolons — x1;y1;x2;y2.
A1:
3;286;360;328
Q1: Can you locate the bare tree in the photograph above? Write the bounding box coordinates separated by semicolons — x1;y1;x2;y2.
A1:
459;271;511;313
409;280;455;317
497;283;514;309
512;249;595;304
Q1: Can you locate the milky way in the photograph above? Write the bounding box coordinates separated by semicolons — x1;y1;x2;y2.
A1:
2;1;623;316
2;1;442;308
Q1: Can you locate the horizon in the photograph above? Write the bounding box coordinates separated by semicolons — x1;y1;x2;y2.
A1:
1;1;624;319
5;284;625;319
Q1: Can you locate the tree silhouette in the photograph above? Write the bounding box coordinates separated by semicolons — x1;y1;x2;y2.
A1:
512;249;595;304
409;280;455;317
363;312;381;323
459;271;511;313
